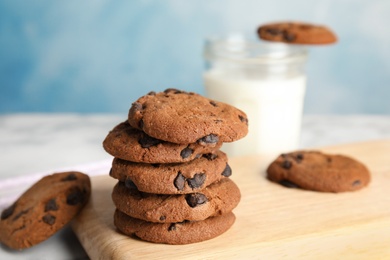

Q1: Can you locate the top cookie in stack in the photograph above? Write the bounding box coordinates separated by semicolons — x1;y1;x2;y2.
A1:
128;88;248;145
103;88;248;245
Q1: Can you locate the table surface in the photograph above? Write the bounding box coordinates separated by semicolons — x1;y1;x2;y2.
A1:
1;113;390;260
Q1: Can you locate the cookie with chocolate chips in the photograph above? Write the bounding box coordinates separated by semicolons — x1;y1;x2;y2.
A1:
257;22;337;45
114;209;235;245
112;178;240;223
110;150;231;194
103;121;222;163
128;89;248;144
0;172;91;249
266;151;370;192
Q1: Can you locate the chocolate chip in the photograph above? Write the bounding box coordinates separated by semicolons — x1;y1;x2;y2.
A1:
279;180;298;188
132;102;142;111
238;115;248;124
61;173;77;181
164;88;182;94
109;168;113;176
66;188;85;205
210;100;218;107
197;134;219;145
352;180;361;186
168;223;176;231
173;172;186;190
125;178;137;189
159;216;166;221
174;172;186;191
283;31;296;42
1;204;16;220
42;214;56;225
265;28;283;35
45;199;58;212
203;153;217;160
221;164;232;177
138;135;162;148
147;91;156;95
282;160;292;169
296;154;304;161
185;193;208;208
187;173;206;189
180;147;193;159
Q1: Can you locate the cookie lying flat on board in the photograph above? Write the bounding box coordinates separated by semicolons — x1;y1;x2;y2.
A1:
128;89;248;144
266;151;370;192
0;172;91;250
103;121;222;163
114;209;235;245
257;22;337;45
112;178;240;223
110;150;231;194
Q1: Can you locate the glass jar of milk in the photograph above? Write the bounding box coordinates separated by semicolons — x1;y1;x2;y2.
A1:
203;34;308;157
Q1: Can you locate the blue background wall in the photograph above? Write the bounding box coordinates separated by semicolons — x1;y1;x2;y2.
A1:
1;0;389;114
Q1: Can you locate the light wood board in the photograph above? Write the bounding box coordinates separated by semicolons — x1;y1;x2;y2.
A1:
72;140;390;259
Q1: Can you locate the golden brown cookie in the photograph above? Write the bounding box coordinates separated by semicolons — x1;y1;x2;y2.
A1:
112;178;240;223
0;172;91;249
110;150;231;194
128;89;248;144
114;209;235;245
257;21;337;45
103;121;222;163
266;151;370;192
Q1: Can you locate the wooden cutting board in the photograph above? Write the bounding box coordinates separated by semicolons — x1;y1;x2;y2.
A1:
72;140;390;259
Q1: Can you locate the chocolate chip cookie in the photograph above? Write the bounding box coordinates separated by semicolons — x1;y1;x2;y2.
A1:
112;178;240;223
0;172;91;249
110;150;231;194
103;121;222;163
114;209;235;245
128;89;248;144
258;22;337;45
266;151;370;192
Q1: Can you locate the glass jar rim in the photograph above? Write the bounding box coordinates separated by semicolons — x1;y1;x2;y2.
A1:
203;33;308;65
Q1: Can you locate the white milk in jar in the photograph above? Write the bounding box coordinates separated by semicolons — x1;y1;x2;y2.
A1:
203;34;308;157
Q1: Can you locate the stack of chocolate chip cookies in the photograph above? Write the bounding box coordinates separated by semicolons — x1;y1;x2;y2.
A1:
103;89;248;244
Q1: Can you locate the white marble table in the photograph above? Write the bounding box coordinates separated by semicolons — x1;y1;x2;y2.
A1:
1;114;390;259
